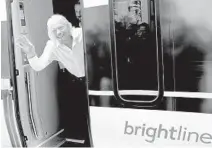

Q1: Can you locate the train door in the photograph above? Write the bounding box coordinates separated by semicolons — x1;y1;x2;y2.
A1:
81;0;212;147
4;0;94;147
3;0;64;147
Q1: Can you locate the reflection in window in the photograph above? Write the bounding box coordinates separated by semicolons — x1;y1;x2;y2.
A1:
114;0;158;91
160;0;212;113
83;5;116;107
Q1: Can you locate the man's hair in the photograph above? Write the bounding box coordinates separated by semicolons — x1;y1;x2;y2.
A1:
75;0;80;5
139;22;149;31
47;14;72;41
47;14;71;29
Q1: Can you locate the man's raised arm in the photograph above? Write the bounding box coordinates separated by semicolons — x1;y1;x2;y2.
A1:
16;35;54;71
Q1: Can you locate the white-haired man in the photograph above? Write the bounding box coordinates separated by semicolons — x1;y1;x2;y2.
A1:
16;14;90;146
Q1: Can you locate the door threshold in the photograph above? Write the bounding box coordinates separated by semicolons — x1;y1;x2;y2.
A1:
65;138;85;144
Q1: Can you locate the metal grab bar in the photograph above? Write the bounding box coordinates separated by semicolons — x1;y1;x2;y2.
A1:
24;71;38;138
88;90;212;99
109;0;164;108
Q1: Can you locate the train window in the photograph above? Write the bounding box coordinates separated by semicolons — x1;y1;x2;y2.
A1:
109;0;164;107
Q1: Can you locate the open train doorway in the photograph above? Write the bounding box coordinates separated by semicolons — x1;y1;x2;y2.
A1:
3;0;91;147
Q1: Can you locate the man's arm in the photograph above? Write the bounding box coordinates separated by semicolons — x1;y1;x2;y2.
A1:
16;36;54;71
28;41;55;71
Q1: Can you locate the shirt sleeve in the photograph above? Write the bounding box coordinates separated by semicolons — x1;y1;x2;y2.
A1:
28;40;55;71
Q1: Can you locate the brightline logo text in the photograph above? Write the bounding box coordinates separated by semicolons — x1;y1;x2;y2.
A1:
124;121;212;145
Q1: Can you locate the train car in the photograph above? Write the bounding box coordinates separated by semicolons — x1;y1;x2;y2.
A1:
1;0;212;147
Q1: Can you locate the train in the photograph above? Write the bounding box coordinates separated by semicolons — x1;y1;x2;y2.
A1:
1;0;212;147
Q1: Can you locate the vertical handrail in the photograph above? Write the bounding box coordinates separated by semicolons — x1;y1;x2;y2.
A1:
25;71;38;138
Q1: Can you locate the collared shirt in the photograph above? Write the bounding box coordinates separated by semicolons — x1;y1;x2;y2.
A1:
28;27;85;77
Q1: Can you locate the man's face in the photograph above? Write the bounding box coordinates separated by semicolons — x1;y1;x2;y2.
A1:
74;4;82;22
137;26;148;38
51;23;71;43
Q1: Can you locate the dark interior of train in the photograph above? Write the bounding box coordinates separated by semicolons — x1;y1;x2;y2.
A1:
52;0;90;147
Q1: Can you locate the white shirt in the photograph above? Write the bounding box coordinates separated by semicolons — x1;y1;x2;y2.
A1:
28;27;85;77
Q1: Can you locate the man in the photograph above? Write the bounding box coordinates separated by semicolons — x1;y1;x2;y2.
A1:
16;14;90;146
74;0;82;27
135;22;149;39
